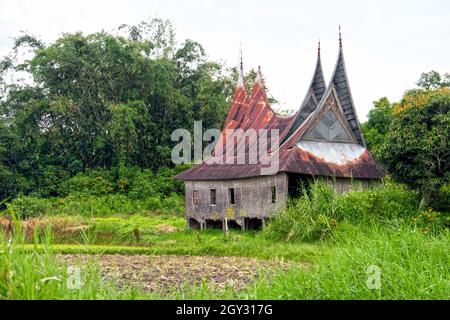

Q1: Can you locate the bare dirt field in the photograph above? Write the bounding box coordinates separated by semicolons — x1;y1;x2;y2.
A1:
61;254;306;293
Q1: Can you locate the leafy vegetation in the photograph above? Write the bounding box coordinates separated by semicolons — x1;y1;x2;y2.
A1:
362;72;449;210
1;180;447;300
0;19;233;200
3;165;186;218
378;88;449;210
265;180;447;243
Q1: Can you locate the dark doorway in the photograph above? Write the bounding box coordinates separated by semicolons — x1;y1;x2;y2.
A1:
227;219;241;230
244;218;263;231
288;174;314;198
205;219;223;229
188;218;201;230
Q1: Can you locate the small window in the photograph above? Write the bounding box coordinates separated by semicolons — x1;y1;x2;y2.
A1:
210;189;216;205
271;186;276;203
193;190;200;206
229;188;235;204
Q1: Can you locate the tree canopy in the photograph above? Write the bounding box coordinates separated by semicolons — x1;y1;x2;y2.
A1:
362;83;449;210
0;19;234;198
416;70;450;90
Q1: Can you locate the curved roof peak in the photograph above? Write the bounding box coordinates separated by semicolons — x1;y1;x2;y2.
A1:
280;45;326;144
255;65;263;84
328;36;366;146
309;45;326;103
236;47;245;87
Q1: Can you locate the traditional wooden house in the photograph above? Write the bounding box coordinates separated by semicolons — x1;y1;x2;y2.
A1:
175;35;384;230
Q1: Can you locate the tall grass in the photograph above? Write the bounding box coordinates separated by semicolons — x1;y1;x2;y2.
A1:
1;180;448;300
5;193;185;218
246;224;449;299
264;180;446;242
155;223;449;300
157;181;449;299
0;210;139;299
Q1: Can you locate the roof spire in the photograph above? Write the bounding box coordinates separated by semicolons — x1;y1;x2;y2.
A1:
240;43;243;71
255;65;263;84
318;39;321;55
339;25;342;48
237;44;245;87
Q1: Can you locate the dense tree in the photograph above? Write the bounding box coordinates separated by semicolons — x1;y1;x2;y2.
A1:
416;70;450;90
361;97;393;157
0;19;235;199
378;88;450;209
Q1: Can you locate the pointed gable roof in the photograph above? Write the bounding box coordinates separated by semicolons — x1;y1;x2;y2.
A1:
175;39;384;181
223;55;249;128
309;41;327;102
282;43;326;144
212;65;294;160
329;34;365;146
285;33;366;148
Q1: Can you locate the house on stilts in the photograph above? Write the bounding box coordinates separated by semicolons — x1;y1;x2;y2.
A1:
175;33;384;230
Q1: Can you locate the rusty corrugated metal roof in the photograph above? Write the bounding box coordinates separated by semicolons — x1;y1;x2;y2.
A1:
175;46;385;181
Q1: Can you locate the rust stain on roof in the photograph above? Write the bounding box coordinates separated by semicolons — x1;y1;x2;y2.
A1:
175;55;385;181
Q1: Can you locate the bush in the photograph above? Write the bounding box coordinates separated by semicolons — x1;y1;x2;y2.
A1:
60;169;115;196
6;196;55;219
4;193;185;218
265;182;339;242
161;193;185;216
265;180;442;243
0;165;188;218
335;179;421;222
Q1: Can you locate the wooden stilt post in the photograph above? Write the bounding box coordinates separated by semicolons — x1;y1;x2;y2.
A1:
224;218;229;235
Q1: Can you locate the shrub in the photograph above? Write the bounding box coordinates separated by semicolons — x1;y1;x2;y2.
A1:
265;180;435;243
60;169;115;196
6;196;55;219
161;193;185;216
4;193;185;218
335;179;421;222
265;182;339;242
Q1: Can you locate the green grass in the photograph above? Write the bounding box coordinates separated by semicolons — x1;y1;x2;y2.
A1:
10;217;449;300
2;218;449;299
24;230;320;262
0;221;142;299
1;180;449;300
15;214;319;262
242;224;450;299
149;223;450;300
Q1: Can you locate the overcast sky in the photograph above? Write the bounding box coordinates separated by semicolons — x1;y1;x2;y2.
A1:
1;0;449;120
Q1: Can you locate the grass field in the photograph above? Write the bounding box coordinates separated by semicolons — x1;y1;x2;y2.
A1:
1;215;448;299
1;182;449;300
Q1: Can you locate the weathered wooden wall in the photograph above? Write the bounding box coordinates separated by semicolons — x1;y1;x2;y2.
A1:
332;177;379;193
184;173;288;229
